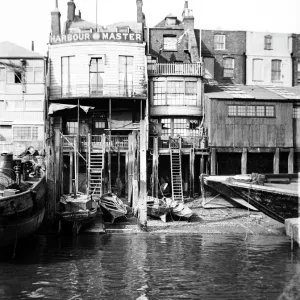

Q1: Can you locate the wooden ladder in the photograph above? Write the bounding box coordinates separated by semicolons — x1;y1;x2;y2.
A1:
88;151;104;198
170;138;183;202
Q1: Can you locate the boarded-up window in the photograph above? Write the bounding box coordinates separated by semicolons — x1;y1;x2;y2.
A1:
203;57;214;79
163;36;177;51
252;59;263;81
214;35;225;50
271;60;281;81
223;58;234;78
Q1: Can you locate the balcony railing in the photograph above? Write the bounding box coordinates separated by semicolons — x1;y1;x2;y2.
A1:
147;63;202;76
50;84;147;100
149;136;208;150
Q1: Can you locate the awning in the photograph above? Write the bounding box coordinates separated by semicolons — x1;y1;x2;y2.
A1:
48;103;95;115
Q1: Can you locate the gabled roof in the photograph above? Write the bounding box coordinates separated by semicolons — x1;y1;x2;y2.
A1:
0;41;43;58
205;85;300;101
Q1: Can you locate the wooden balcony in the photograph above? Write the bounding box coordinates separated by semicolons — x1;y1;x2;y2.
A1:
50;84;147;100
147;63;202;77
61;134;129;153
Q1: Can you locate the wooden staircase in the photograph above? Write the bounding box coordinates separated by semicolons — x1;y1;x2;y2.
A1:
170;138;183;202
88;152;104;198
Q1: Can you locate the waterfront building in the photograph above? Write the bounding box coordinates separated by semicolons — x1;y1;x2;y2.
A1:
201;30;246;85
292;34;300;86
0;41;46;154
204;85;300;175
46;0;147;213
146;1;205;199
246;31;293;87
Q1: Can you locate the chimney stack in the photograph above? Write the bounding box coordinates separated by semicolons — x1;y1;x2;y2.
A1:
136;0;144;24
51;0;61;35
31;41;34;52
67;0;76;22
78;10;81;19
182;1;194;29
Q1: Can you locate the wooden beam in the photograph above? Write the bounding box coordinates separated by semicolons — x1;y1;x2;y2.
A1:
189;148;195;198
139;120;147;230
288;148;294;174
153;137;159;198
241;148;247;175
69;151;73;193
210;148;216;175
108;99;112;192
273;148;280;174
200;155;205;174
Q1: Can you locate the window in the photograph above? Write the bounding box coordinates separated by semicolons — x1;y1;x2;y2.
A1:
252;59;263;81
26;67;43;83
0;125;12;142
203;57;214;79
153;79;197;106
293;107;300;118
297;62;300;83
271;60;281;81
6;70;23;84
264;35;272;50
5;101;24;111
223;58;234;78
94;121;106;128
61;56;75;96
228;105;275;117
161;118;171;136
13;127;38;141
119;56;133;96
66;122;78;135
214;35;225;50
160;118;199;137
90;58;104;96
163;36;177;51
24;100;42;111
153;81;166;105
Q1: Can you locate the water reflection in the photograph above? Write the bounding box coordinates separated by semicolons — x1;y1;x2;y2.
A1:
0;233;299;299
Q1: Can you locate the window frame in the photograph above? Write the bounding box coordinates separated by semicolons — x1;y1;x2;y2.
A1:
271;59;282;82
159;118;200;137
264;35;272;50
12;126;39;141
223;57;234;78
228;105;275;118
214;34;226;50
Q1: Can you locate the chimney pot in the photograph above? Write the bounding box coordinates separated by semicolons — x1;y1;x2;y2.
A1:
31;41;34;51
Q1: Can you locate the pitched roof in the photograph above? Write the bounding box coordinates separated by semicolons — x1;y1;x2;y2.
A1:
205;85;300;101
0;41;43;58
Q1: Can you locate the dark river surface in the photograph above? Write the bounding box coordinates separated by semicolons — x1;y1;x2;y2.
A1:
0;233;299;300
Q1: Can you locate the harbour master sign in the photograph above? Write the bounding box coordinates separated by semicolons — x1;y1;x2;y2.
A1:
50;32;143;44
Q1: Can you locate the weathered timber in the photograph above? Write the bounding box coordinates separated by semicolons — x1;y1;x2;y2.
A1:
152;137;159;198
69;151;73;193
273;148;280;174
241;148;247;175
139;120;147;230
288;148;294;174
211;148;216;175
127;134;133;205
132;131;139;212
189;148;195;198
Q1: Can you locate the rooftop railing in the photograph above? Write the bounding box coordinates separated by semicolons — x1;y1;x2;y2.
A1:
147;63;202;76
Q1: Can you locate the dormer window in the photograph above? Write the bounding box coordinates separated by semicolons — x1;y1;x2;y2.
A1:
214;35;225;50
163;35;177;51
265;35;272;50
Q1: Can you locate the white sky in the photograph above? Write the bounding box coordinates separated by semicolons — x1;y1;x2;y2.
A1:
0;0;299;55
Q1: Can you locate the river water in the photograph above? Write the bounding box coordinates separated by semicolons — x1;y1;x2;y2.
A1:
0;233;299;300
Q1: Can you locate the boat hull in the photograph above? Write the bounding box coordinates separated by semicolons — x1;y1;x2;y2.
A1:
224;178;299;223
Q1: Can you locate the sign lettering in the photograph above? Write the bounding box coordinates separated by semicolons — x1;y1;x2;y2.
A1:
50;32;143;44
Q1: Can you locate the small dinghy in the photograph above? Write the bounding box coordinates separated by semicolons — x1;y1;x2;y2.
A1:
100;192;127;223
147;196;172;222
170;201;194;220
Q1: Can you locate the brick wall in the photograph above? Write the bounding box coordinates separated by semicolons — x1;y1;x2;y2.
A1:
201;30;246;84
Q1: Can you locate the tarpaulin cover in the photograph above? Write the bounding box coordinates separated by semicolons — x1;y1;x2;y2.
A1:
48;103;95;115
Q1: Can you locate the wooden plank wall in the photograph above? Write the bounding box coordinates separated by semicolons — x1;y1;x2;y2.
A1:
209;100;293;148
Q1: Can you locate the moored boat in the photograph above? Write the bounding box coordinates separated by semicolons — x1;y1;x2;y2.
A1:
147;196;172;222
223;173;299;223
0;154;46;248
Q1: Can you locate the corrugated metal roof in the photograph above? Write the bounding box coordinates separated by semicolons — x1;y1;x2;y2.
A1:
205;84;300;101
0;41;43;58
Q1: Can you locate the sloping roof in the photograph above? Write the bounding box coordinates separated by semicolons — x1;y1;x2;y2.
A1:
205;85;300;101
0;41;43;58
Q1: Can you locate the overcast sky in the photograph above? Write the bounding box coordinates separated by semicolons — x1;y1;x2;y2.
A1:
0;0;299;55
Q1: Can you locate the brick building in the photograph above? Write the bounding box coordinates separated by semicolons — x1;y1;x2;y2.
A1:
201;30;246;85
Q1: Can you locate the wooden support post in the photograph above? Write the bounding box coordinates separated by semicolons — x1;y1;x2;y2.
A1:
102;134;106;194
273;148;280;174
152;137;159;198
69;151;73;193
211;148;216;175
200;155;205;175
241;148;247;175
139;120;147;230
189;148;195;198
128;134;133;205
125;152;128;196
54;127;62;202
87;133;91;195
288;148;294;174
108;99;112;192
132;131;139;213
